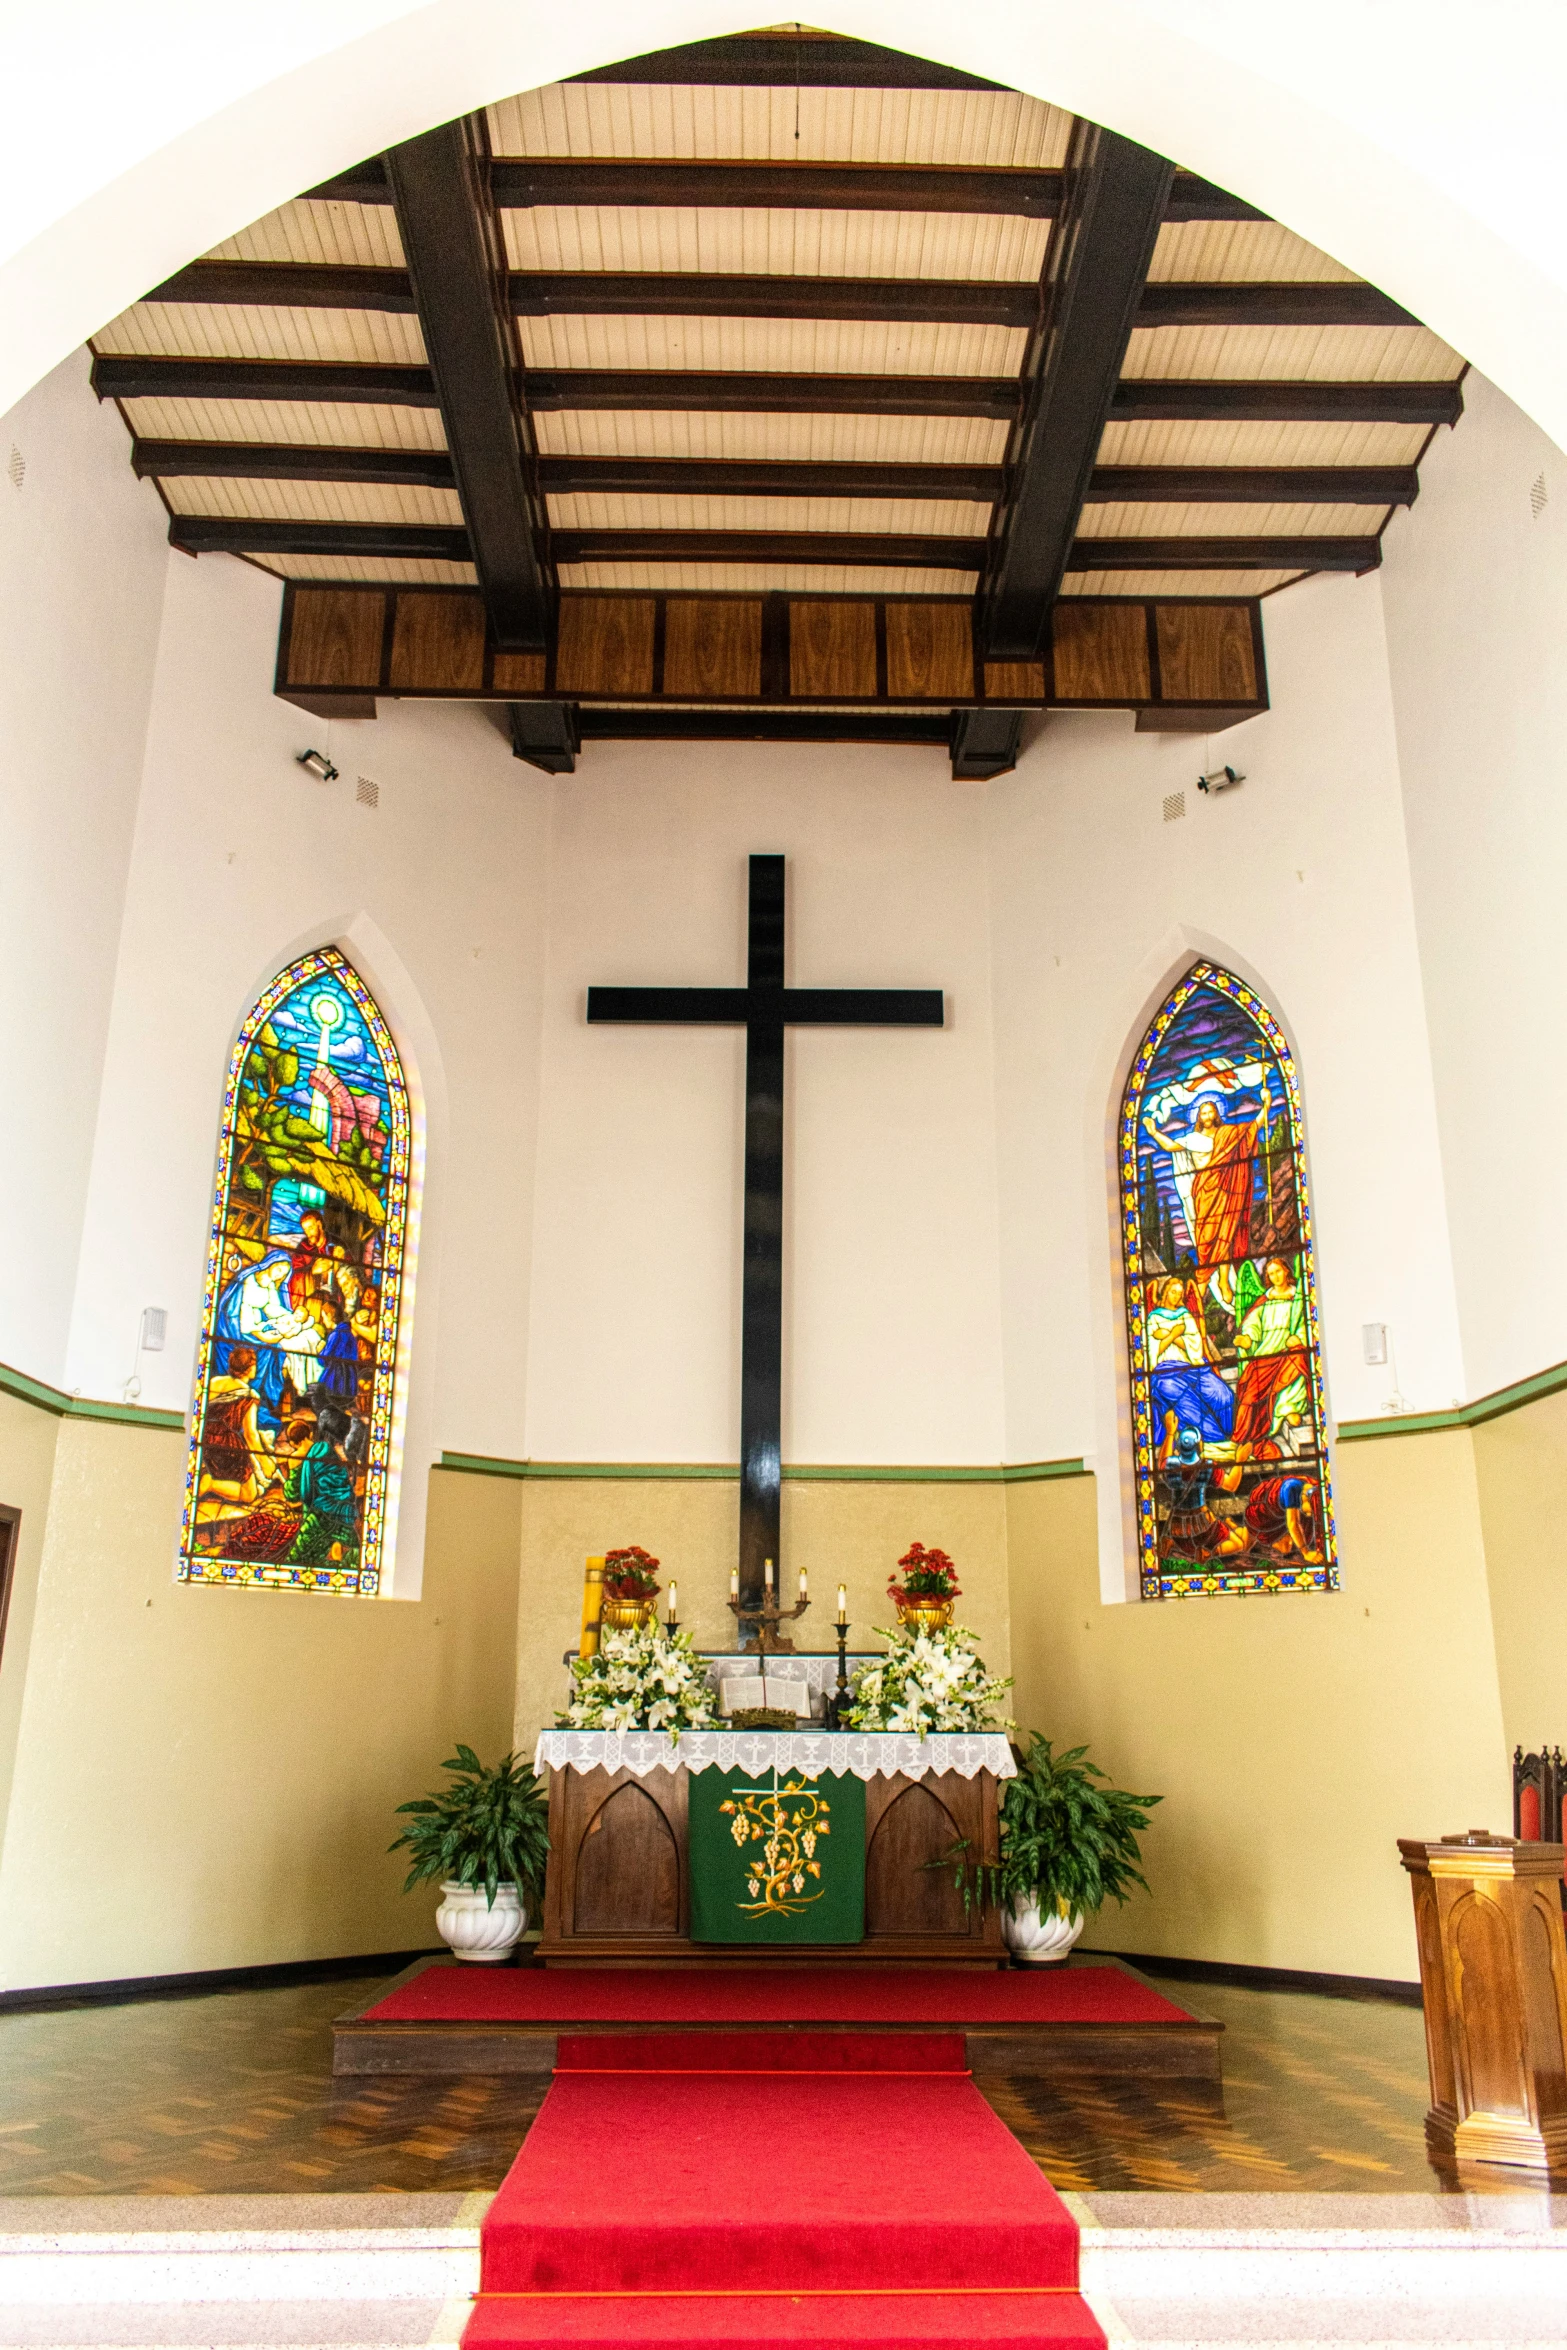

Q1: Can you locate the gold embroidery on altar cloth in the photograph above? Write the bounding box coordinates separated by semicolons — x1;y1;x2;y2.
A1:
719;1777;832;1916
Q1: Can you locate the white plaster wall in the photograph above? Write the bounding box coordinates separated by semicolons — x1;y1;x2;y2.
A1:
523;750;1006;1465
63;548;553;1588
1380;372;1567;1398
986;574;1467;1591
0;350;169;1385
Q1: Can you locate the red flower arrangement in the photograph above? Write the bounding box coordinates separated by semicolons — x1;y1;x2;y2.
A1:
603;1546;661;1601
888;1542;962;1604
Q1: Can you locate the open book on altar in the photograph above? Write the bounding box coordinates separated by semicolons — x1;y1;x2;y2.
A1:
716;1674;818;1720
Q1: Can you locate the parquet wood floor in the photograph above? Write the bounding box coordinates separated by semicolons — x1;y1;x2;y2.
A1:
0;1970;1457;2197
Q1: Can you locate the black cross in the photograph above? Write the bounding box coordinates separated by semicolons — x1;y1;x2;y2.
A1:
588;854;945;1610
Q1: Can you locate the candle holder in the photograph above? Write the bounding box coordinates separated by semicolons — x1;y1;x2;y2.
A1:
728;1583;810;1655
824;1616;852;1728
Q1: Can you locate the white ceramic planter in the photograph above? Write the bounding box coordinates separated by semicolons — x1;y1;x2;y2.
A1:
1001;1894;1085;1965
435;1879;526;1963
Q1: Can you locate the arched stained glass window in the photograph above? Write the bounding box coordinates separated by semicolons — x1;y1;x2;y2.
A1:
178;948;413;1596
1120;962;1337;1601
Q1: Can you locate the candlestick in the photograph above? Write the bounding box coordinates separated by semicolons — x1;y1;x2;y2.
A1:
836;1583;847;1625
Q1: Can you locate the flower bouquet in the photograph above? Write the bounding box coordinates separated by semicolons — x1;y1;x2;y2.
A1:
887;1541;962;1633
844;1622;1012;1738
601;1544;661;1629
557;1622;719;1739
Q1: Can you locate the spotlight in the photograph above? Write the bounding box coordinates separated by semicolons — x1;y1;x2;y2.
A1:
297;749;340;782
1196;765;1245;794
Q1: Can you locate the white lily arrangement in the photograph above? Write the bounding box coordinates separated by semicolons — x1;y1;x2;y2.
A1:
844;1624;1014;1737
558;1623;720;1737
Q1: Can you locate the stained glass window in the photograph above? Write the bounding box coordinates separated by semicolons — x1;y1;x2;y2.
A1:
177;949;413;1596
1119;962;1337;1601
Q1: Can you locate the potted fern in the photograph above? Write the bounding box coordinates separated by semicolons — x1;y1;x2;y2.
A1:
999;1735;1161;1965
390;1747;551;1964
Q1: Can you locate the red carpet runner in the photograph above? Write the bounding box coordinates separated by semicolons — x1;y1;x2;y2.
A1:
464;2027;1106;2350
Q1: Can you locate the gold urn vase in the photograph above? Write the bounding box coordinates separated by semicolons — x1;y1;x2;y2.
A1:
600;1592;659;1631
893;1593;953;1635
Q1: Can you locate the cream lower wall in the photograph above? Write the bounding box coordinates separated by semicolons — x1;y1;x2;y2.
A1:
512;1476;1014;1752
0;1417;521;1992
1471;1386;1567;1754
1006;1429;1509;1982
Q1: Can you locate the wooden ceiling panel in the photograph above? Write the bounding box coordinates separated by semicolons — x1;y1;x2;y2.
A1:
558;561;981;593
158;475;465;525
1095;416;1429;467
543;490;993;535
499;205;1050;283
1147;219;1361;285
484;84;1075;168
206;199;406;270
531;409;1011;463
248;552;480;584
121;396;448;449
1059;567;1304;597
95;303;428;367
515;314;1028;377
1121;322;1462;382
1075;499;1390;539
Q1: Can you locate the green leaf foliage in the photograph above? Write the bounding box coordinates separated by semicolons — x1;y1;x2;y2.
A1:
388;1746;551;1909
927;1732;1160;1920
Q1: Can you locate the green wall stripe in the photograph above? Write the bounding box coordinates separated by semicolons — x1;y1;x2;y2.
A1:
0;1358;183;1432
438;1451;1089;1484
1337;1352;1567;1443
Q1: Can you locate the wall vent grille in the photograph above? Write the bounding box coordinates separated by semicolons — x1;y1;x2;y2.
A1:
1162;790;1186;823
1531;471;1549;519
6;446;23;491
356;775;380;808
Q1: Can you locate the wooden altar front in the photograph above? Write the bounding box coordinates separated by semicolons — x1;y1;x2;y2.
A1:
539;1761;1007;1966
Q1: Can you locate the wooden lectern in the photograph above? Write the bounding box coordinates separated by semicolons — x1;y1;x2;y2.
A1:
1400;1830;1567;2174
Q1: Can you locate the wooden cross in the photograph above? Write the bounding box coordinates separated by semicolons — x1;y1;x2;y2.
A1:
588;854;944;1611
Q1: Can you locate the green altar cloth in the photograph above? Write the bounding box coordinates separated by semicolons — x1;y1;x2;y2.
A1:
688;1767;866;1944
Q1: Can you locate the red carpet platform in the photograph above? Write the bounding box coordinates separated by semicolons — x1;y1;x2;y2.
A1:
333;1957;1220;2087
463;2025;1105;2350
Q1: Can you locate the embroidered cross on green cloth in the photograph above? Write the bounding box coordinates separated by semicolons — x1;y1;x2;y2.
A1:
688;1767;866;1944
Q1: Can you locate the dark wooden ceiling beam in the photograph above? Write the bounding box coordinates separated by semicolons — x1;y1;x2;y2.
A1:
131;442;1418;509
142;258;1418;333
308;157;1264;222
981;124;1174;661
565;33;1008;88
95;355;1461;427
134;439;456;488
383;116;553;651
166;516;1381;571
1110;379;1463;425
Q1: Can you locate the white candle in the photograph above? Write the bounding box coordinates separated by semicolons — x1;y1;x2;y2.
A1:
730;1567;739;1599
799;1566;809;1600
765;1557;775;1591
667;1580;678;1622
837;1584;848;1624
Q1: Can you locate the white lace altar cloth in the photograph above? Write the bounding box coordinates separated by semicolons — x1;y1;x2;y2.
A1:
533;1730;1016;1781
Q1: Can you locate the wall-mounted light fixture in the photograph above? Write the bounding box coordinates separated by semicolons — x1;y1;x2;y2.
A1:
297;749;340;782
1196;765;1245;795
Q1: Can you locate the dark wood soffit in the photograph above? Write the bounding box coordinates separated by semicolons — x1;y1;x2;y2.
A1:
92;356;1463;429
384;117;553;652
563;33;1009;88
142;259;1420;333
170;516;1382;571
307;157;1264;222
981;125;1174;662
135;441;1419;510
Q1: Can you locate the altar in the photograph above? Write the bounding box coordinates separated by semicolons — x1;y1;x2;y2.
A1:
534;1727;1015;1966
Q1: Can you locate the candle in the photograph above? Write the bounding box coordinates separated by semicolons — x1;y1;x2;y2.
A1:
667;1580;678;1623
765;1557;775;1591
837;1583;848;1624
799;1566;809;1600
730;1567;739;1600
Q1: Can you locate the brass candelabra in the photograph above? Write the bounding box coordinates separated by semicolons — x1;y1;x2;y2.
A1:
728;1562;810;1654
